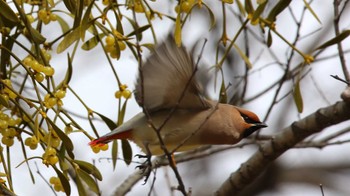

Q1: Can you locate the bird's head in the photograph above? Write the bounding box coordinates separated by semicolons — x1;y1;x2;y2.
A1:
234;107;267;138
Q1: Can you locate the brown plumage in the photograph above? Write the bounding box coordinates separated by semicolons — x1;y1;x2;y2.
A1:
89;35;267;155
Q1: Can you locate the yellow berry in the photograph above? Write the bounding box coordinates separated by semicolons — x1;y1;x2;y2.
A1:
2;129;11;137
35;72;45;82
118;41;126;51
114;91;122;99
42;15;51;24
181;1;192;13
0;114;8;121
42;49;52;61
51;138;61;148
110;49;119;59
24;136;38;149
42;67;55;76
29;143;38;150
54;90;66;99
102;0;109;5
122;90;132;99
7;128;17;137
54;184;62;192
38;10;46;19
15;118;22;125
7;118;16;126
49;176;59;184
30;61;42;72
2;137;14;147
91;146;100;153
100;144;109;151
44;94;50;102
50;14;57;21
48;155;59;165
105;45;114;53
24;137;31;146
0;120;8;129
64;126;73;134
23;57;33;67
105;36;115;46
46;147;56;156
47;97;57;107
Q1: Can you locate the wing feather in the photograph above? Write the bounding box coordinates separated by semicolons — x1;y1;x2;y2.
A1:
135;35;210;111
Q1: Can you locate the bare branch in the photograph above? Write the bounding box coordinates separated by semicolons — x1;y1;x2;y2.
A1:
216;101;350;195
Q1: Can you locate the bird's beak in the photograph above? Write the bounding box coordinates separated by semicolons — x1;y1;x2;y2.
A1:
254;122;268;128
242;122;268;138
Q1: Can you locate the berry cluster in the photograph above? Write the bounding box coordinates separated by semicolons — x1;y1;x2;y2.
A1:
49;176;65;192
0;112;22;147
2;79;18;100
114;84;132;99
175;0;196;13
24;135;39;150
91;143;109;153
105;35;126;59
42;147;59;165
43;131;61;148
23;51;54;83
43;89;66;109
38;9;57;24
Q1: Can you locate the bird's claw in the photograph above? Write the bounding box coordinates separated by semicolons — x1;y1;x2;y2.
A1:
135;154;153;184
134;153;148;159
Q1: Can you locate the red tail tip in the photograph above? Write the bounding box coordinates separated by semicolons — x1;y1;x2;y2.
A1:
89;138;105;147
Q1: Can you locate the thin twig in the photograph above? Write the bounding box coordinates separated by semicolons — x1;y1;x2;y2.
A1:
320;184;325;196
333;0;350;84
35;162;57;196
331;75;350;85
113;142;257;196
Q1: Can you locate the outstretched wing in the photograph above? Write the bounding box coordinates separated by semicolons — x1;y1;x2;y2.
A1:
135;35;210;112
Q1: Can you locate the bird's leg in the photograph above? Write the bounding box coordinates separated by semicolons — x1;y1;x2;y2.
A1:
135;142;153;183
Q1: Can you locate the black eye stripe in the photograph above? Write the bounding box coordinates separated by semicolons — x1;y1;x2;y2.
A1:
241;113;259;124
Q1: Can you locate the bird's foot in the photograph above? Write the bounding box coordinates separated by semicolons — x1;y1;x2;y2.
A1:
135;153;152;184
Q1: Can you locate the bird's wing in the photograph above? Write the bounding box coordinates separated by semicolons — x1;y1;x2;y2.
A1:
135;35;211;112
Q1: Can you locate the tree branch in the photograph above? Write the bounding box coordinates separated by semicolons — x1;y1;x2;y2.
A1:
216;100;350;195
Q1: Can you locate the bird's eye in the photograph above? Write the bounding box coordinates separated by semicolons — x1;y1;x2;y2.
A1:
241;114;256;124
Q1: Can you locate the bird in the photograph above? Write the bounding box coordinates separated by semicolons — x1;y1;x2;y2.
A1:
89;35;267;156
